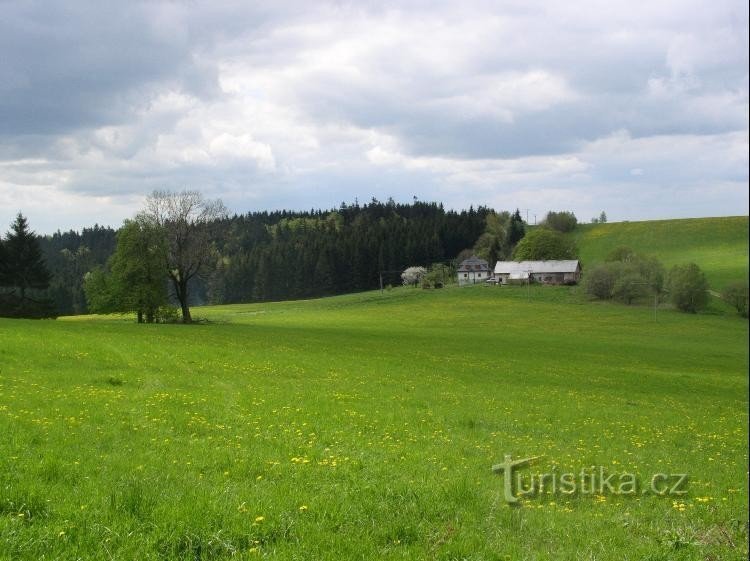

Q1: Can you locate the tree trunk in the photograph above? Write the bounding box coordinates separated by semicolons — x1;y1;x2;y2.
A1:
137;310;144;323
178;279;192;323
170;275;192;324
180;298;192;323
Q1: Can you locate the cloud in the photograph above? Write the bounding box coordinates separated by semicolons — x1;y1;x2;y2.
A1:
0;0;747;233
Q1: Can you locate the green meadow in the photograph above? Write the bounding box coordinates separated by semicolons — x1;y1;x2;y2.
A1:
0;284;747;560
573;216;749;289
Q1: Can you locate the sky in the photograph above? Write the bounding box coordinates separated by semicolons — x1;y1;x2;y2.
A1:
0;1;748;234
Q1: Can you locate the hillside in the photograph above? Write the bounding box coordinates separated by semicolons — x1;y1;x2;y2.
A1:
573;216;748;289
1;286;747;560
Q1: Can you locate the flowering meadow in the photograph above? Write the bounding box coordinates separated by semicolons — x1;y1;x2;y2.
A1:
0;286;747;559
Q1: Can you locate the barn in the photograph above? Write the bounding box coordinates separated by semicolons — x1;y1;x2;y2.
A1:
493;260;581;285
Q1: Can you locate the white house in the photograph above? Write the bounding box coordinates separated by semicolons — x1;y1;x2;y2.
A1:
493;260;581;285
457;256;490;285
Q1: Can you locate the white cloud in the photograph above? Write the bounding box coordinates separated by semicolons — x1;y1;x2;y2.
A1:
0;0;747;232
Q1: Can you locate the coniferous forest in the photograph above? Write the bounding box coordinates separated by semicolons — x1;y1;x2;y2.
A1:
28;199;495;316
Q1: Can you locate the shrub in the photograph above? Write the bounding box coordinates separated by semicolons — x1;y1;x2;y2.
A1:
424;263;455;287
584;253;665;305
401;266;427;287
583;264;619;299
612;271;649;304
721;281;749;317
667;263;709;313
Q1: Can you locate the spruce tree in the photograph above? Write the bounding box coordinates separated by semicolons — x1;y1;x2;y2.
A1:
508;209;526;246
2;213;51;301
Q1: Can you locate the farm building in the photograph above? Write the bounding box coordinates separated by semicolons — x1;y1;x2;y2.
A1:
457;256;490;285
493;260;581;285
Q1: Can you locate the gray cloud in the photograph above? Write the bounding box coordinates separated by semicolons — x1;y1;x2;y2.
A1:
0;0;747;233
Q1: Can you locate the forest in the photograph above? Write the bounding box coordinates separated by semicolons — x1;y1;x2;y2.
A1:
32;199;500;316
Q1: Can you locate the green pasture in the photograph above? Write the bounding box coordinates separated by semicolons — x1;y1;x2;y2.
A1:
0;285;747;560
573;216;749;289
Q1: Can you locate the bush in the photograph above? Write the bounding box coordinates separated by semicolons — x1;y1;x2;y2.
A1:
401;266;427;287
721;281;748;317
667;263;709;313
612;271;649;304
583;264;619;299
424;263;455;287
512;228;578;260
584;253;665;305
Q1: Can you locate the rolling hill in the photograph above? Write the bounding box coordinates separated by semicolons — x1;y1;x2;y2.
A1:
572;216;749;289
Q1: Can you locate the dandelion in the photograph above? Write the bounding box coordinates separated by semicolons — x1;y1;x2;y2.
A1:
254;516;265;523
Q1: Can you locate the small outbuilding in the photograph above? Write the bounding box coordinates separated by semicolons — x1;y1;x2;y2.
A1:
493;260;581;285
457;256;490;286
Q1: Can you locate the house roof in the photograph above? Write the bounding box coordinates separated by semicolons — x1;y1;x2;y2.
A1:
458;255;489;272
494;260;581;274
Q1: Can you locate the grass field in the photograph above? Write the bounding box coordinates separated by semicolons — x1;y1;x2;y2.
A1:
0;285;747;560
573;216;749;290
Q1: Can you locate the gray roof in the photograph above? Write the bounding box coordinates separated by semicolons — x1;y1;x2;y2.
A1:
494;260;580;274
458;255;489;272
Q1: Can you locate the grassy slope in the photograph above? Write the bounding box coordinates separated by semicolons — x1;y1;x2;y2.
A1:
0;286;747;560
573;216;749;289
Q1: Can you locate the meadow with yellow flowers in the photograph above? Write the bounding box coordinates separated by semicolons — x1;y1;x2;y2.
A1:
0;285;747;559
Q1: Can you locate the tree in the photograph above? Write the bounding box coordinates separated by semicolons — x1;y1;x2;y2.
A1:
512;228;577;261
0;237;6;285
401;266;427;287
583;263;619;300
508;209;525;246
84;219;170;322
112;219;170;322
599;211;607;223
0;213;51;302
721;281;748;318
667;263;709;313
612;270;649;304
141;190;228;323
424;263;454;287
542;211;578;233
584;252;665;306
474;211;510;266
83;267;116;315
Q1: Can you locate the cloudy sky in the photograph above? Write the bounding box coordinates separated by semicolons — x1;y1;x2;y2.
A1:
1;1;748;233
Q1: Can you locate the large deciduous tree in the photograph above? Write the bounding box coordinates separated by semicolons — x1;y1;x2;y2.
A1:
84;218;170;323
473;211;510;266
141;190;227;323
512;228;577;261
542;211;578;233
